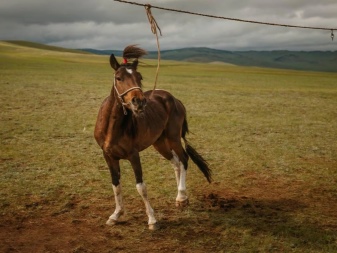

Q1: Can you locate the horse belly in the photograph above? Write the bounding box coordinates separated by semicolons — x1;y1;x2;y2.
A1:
136;126;164;151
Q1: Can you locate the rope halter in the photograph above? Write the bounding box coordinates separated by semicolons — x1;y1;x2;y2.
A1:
113;73;143;115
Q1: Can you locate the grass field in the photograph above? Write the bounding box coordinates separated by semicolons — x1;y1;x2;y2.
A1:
1;41;337;252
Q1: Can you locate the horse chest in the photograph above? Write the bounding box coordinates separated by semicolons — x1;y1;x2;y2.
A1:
102;125;158;157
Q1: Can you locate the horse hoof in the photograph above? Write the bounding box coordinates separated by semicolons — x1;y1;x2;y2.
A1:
106;218;118;226
176;199;189;208
149;223;160;230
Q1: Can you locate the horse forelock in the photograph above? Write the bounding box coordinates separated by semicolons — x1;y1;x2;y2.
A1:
123;45;147;59
119;63;134;69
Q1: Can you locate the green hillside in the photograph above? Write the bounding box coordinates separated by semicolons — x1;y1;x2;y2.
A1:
4;40;90;54
2;40;336;72
148;48;337;72
83;47;337;72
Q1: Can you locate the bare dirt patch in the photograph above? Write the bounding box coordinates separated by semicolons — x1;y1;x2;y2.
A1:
1;174;337;253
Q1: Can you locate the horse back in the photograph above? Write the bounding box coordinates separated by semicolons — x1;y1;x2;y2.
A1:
144;89;186;118
143;89;187;140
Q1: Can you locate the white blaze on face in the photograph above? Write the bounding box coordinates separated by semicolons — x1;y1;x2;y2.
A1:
126;68;133;74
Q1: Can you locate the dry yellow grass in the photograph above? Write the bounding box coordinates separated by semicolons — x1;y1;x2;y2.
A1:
1;41;337;252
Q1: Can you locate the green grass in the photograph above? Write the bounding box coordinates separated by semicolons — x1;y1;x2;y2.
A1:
3;40;90;54
1;41;337;252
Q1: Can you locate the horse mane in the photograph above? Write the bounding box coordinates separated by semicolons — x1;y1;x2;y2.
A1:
123;45;147;60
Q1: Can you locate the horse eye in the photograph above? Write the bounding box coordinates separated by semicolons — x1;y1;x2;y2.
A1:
116;77;122;81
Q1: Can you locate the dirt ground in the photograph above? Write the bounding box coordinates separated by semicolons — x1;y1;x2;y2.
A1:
1;175;337;253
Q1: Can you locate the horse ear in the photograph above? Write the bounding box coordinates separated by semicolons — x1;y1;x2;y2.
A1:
110;54;120;70
132;59;139;69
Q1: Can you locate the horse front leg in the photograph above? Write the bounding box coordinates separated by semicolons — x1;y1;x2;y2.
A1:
103;153;124;225
136;183;158;230
107;184;124;225
129;152;158;230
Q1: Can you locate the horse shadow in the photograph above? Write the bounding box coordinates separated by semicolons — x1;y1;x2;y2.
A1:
155;193;336;251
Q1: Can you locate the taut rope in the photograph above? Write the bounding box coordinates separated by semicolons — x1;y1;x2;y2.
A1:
144;4;162;98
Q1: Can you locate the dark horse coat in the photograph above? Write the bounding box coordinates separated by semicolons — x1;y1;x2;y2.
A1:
94;45;211;230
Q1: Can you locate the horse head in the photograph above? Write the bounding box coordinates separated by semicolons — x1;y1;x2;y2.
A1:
110;45;147;115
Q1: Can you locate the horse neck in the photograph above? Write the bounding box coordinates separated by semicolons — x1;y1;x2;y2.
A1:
108;87;125;120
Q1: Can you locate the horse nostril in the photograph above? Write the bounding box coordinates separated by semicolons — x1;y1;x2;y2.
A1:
132;97;138;105
132;97;146;111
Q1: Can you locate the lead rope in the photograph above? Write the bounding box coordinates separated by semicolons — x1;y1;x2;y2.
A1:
145;4;162;99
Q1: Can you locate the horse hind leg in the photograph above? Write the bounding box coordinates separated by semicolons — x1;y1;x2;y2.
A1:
171;149;189;208
170;150;180;187
153;138;189;207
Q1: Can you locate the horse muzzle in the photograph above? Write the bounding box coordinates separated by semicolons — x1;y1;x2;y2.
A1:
131;97;147;114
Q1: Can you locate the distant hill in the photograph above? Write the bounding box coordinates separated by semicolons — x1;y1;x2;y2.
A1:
2;41;336;72
81;48;121;56
81;47;337;72
5;40;90;54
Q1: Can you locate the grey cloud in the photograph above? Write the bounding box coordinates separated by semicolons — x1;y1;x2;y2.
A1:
0;0;336;51
0;0;146;24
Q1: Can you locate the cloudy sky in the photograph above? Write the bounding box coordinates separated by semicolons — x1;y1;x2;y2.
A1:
1;0;336;51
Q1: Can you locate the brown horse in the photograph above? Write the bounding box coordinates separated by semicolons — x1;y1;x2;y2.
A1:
94;45;211;230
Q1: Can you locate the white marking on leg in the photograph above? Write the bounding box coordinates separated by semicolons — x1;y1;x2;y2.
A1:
171;150;188;204
136;183;157;226
170;150;180;187
176;162;188;203
106;184;124;225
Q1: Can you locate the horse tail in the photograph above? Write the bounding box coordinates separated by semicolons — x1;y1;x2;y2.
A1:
182;118;212;183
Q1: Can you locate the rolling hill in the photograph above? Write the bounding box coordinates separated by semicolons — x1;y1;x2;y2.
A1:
1;41;336;72
82;47;337;72
3;40;90;54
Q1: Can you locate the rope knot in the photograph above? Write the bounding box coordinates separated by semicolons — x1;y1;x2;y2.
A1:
145;4;162;36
